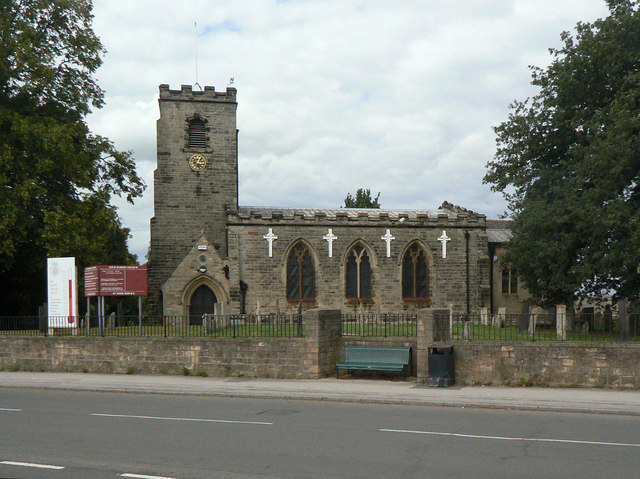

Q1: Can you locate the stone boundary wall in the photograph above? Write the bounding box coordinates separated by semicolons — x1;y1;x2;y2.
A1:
452;342;640;388
0;337;310;378
0;308;343;379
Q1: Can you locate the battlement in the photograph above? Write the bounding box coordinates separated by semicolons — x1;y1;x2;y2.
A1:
158;84;237;102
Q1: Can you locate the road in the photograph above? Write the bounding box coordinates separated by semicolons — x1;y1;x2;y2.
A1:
1;388;639;478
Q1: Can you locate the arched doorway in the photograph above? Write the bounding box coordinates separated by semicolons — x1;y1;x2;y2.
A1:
189;285;217;325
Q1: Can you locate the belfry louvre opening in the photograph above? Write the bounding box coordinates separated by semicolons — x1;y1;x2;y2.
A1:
188;119;207;148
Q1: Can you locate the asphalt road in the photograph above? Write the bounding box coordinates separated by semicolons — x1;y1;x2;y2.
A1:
1;388;640;479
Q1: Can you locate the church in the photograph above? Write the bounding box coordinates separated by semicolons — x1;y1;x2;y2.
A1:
148;84;525;319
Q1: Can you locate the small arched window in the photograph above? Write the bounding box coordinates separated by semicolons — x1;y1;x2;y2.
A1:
346;244;372;300
402;243;429;300
286;242;315;301
188;118;207;148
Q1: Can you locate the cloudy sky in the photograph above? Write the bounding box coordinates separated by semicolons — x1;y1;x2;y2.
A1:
87;0;610;261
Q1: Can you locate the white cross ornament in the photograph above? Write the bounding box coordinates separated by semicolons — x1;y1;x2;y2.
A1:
263;228;277;258
323;229;337;257
438;230;451;259
381;229;395;258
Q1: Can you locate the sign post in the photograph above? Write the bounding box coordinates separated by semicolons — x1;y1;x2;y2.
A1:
47;257;78;334
84;265;148;335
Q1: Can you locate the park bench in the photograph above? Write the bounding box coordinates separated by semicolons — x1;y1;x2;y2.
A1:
336;346;412;380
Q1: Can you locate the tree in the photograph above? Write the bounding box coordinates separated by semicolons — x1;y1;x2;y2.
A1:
484;0;640;307
0;0;145;314
344;188;381;208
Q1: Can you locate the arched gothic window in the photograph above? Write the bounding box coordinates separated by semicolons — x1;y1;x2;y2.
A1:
501;267;518;294
286;242;315;301
402;243;429;300
346;244;372;300
188;118;207;148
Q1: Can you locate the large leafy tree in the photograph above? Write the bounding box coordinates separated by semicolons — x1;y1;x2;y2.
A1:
0;0;144;314
484;0;640;307
343;188;381;208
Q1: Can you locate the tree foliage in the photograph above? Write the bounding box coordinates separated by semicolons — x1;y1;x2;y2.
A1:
484;0;640;306
344;188;381;208
0;0;145;314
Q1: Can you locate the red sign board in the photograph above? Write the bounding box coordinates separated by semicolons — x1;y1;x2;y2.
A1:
84;265;147;296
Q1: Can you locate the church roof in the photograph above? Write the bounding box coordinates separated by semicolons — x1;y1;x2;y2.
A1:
487;219;513;243
236;206;459;220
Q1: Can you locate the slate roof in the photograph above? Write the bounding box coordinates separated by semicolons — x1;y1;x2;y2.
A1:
487;219;513;243
236;206;458;220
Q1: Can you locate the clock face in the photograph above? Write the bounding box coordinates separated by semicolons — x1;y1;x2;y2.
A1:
189;154;207;171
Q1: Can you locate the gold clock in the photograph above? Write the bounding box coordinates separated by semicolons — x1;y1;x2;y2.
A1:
189;154;207;171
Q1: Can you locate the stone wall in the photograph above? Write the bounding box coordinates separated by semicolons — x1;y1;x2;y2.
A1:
0;309;342;379
0;337;312;378
148;84;238;317
227;212;489;315
451;342;640;388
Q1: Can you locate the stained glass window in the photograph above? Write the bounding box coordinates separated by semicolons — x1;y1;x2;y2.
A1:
346;244;372;300
286;243;315;301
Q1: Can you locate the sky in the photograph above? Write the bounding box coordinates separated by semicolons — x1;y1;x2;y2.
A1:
87;0;611;262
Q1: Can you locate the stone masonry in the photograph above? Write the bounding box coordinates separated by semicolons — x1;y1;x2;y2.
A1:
148;84;238;317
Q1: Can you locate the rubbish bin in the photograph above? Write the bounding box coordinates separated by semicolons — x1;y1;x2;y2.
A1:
428;346;454;387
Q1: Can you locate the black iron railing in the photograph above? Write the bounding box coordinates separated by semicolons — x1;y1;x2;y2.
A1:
0;313;305;339
434;313;640;342
341;313;417;338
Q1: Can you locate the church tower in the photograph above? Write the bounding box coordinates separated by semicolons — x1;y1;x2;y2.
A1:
148;84;238;317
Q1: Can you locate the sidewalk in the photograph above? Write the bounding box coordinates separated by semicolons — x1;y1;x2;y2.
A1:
1;371;640;416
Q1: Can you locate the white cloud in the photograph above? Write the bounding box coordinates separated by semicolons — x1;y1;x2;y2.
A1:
90;0;611;260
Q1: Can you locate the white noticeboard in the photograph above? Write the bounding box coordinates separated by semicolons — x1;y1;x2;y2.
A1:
47;257;78;328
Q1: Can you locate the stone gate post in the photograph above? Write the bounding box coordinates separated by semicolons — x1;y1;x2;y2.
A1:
304;309;343;378
417;308;450;382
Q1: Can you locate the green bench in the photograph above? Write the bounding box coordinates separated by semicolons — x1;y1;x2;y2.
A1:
336;346;412;380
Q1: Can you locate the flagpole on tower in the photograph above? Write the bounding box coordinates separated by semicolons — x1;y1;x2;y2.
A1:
194;21;202;91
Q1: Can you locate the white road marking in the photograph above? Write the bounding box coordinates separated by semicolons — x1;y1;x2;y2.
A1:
121;474;178;479
1;460;64;469
91;413;273;425
380;428;640;448
0;408;21;412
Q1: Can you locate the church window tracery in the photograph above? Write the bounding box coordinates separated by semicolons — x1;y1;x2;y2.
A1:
402;243;429;301
286;242;315;302
346;244;372;300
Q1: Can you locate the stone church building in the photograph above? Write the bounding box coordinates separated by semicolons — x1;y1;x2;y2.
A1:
148;84;523;319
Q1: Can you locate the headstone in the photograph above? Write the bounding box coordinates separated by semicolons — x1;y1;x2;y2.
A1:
556;304;567;340
480;307;489;326
493;307;506;328
462;322;470;340
619;299;629;342
527;314;536;337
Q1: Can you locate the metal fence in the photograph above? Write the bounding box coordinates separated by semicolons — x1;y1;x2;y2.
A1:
434;312;640;342
341;313;417;338
0;313;305;339
3;311;640;342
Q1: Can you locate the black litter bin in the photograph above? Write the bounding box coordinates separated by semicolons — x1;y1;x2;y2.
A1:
428;346;454;387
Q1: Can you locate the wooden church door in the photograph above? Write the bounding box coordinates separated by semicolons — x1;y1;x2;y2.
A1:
189;285;217;325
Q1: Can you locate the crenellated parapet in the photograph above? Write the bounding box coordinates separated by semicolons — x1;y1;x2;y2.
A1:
228;206;486;228
159;84;237;102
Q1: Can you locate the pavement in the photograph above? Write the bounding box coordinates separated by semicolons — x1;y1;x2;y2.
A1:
1;371;640;416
